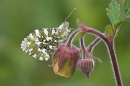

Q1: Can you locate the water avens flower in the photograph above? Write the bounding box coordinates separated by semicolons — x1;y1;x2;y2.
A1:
76;58;95;78
52;43;80;78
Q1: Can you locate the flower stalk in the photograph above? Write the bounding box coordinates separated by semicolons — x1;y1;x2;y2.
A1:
66;29;81;47
86;37;101;53
107;41;123;86
80;37;91;59
78;22;123;86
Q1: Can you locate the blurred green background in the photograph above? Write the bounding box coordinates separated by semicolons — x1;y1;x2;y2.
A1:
0;0;130;86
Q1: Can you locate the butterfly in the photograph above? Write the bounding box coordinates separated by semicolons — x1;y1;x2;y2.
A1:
21;8;76;61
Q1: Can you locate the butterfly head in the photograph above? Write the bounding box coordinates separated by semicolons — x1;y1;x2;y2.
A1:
62;21;69;29
58;8;76;39
58;21;69;30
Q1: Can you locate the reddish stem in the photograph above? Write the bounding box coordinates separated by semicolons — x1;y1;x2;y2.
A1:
80;38;86;59
87;37;100;53
80;38;91;59
106;41;123;86
79;23;123;86
66;29;81;47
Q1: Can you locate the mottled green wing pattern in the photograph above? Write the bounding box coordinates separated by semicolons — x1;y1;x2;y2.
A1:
21;22;70;61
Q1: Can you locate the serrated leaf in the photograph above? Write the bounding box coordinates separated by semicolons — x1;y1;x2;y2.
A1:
106;0;130;29
106;0;121;27
119;0;130;21
73;31;85;41
105;25;114;39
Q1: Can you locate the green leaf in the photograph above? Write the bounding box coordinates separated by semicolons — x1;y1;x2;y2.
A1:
106;0;130;29
106;0;120;27
105;25;114;39
73;31;85;41
119;0;130;21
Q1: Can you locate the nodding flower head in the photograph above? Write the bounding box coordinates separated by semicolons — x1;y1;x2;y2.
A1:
52;43;80;78
76;58;95;78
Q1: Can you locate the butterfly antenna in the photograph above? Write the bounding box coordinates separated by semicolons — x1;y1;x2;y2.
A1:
65;8;76;22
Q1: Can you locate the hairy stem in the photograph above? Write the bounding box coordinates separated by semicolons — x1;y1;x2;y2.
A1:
79;24;123;86
80;38;86;59
66;29;81;47
80;38;86;51
79;23;108;43
80;38;91;59
107;41;123;86
87;37;101;53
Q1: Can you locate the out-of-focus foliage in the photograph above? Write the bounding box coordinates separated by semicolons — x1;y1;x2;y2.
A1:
0;0;130;86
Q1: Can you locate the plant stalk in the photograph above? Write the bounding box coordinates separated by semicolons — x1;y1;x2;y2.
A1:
107;41;123;86
79;24;123;86
66;29;81;47
87;37;100;53
80;38;91;59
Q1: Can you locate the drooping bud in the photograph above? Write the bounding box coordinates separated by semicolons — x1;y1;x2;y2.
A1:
76;59;95;78
52;43;80;78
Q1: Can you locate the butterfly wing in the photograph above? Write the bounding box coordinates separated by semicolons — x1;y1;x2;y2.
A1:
21;22;70;61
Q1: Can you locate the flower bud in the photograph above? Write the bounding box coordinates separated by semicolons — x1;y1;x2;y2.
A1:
76;59;94;78
52;43;80;78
